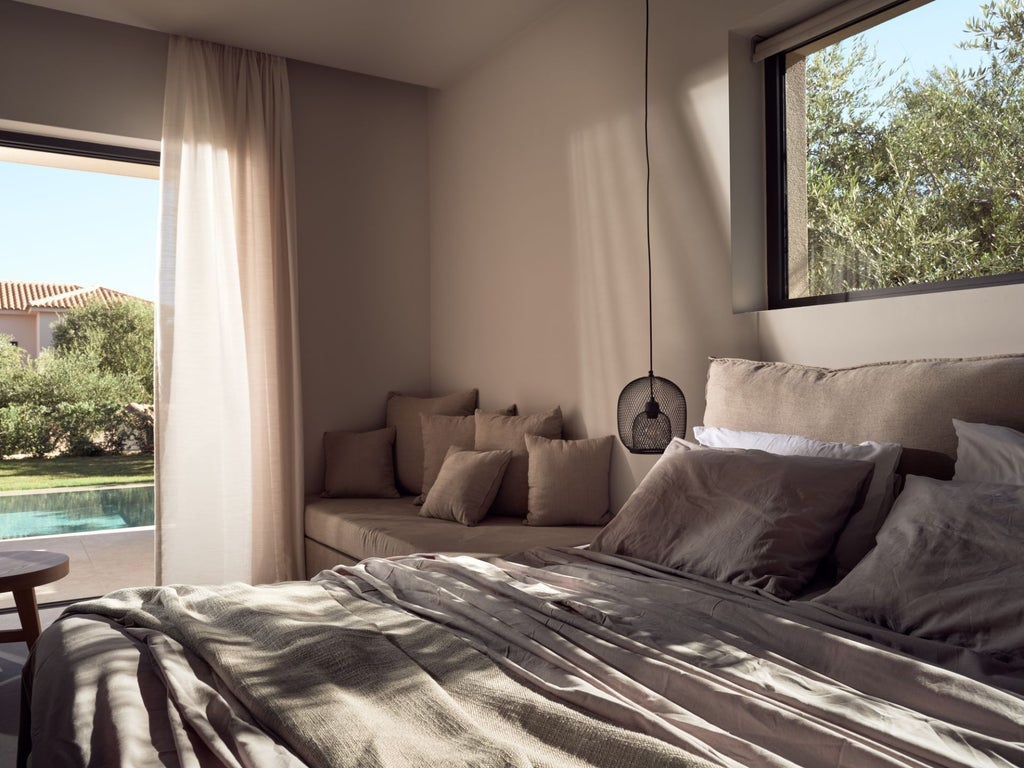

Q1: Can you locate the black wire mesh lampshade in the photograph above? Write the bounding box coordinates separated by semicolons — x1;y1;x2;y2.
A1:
617;371;687;453
615;0;687;455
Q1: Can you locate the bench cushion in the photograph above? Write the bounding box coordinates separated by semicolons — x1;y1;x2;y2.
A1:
304;496;602;566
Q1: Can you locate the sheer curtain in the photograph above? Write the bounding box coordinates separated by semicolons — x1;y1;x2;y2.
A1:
156;37;304;585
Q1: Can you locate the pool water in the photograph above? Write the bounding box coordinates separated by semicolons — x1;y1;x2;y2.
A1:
0;485;154;539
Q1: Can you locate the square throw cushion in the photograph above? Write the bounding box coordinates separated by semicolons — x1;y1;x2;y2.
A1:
419;447;513;526
693;426;902;575
322;427;399;499
386;389;478;495
418;406;517;504
815;475;1024;661
952;419;1024;485
474;407;563;517
590;439;874;598
525;434;614;526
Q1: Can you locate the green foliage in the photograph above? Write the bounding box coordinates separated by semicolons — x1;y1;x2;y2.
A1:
0;302;154;458
802;0;1024;296
51;297;154;399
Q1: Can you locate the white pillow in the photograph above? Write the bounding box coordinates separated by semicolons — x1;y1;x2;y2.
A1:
693;426;902;575
952;420;1024;485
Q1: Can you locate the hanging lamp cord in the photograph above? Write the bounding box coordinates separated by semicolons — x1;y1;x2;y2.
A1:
644;0;655;400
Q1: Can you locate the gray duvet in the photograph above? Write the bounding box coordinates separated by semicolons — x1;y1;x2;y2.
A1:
23;547;1024;767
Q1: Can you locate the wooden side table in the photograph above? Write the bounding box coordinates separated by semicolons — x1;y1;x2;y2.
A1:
0;550;70;649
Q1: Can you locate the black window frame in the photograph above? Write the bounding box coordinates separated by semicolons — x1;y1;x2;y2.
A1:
763;4;1024;310
0;130;160;167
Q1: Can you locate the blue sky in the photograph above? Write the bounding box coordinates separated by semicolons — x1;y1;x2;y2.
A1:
0;160;159;301
866;0;989;78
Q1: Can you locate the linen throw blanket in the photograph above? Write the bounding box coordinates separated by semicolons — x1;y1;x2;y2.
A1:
28;547;1024;768
32;564;709;768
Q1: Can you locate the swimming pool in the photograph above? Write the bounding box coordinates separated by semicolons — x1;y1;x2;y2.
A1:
0;485;154;539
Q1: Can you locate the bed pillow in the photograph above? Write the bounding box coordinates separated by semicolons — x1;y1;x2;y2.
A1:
952;419;1024;485
589;439;874;598
474;407;563;517
815;475;1024;660
322;427;400;498
386;389;478;495
418;406;518;504
693;426;902;574
419;447;512;526
524;434;614;526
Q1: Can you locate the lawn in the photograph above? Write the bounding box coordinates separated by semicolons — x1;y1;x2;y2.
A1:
0;454;154;492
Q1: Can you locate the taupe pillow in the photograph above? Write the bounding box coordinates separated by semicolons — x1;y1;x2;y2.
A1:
590;439;874;598
418;406;517;504
474;407;563;517
419;447;512;526
386;389;478;495
816;475;1024;661
525;434;613;526
322;427;399;499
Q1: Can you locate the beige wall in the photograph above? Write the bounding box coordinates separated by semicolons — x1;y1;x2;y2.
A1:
429;0;1023;510
0;1;432;494
427;0;761;507
0;314;38;357
290;61;431;491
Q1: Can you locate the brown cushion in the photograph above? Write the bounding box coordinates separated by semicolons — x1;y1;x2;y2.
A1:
703;355;1024;479
525;434;613;526
419;447;512;526
418;405;517;503
322;427;400;498
474;407;563;517
589;439;874;599
386;389;478;495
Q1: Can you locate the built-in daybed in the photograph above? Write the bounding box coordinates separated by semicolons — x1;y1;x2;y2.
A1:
303;390;613;575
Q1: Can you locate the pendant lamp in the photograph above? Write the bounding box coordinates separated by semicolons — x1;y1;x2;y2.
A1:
616;0;686;454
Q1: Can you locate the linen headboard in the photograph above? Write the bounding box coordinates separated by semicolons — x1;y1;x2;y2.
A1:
702;354;1024;479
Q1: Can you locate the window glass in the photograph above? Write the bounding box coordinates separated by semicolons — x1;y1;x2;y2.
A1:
770;0;1024;306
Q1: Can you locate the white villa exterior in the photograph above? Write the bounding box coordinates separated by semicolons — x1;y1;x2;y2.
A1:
0;280;144;358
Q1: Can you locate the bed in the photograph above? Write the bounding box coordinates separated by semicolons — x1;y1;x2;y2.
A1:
19;354;1024;768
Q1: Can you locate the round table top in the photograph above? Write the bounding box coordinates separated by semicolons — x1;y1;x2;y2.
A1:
0;550;70;591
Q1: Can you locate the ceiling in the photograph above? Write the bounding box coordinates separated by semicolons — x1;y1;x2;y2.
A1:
14;0;563;88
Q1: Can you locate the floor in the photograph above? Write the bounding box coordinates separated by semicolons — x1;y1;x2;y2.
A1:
0;529;154;767
0;527;155;610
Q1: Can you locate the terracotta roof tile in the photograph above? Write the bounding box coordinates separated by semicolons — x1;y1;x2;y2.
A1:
0;281;147;311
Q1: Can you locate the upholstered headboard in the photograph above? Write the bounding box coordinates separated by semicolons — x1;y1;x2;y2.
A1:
702;354;1024;479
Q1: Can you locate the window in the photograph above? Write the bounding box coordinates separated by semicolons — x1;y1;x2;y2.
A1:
761;0;1024;308
0;130;159;607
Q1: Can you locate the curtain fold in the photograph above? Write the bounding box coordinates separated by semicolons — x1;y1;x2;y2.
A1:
157;37;304;585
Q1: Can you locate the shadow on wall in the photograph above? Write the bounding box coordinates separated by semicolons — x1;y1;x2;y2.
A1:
566;54;756;507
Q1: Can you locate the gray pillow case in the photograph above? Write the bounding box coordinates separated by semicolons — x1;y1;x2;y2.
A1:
815;474;1024;661
693;426;902;575
590;439;874;598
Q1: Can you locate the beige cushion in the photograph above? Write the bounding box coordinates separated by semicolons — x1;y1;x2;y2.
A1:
525;434;613;526
590;439;874;599
475;407;563;517
419;405;517;503
322;427;399;498
304;496;602;563
386;389;478;495
703;355;1024;479
420;447;512;526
